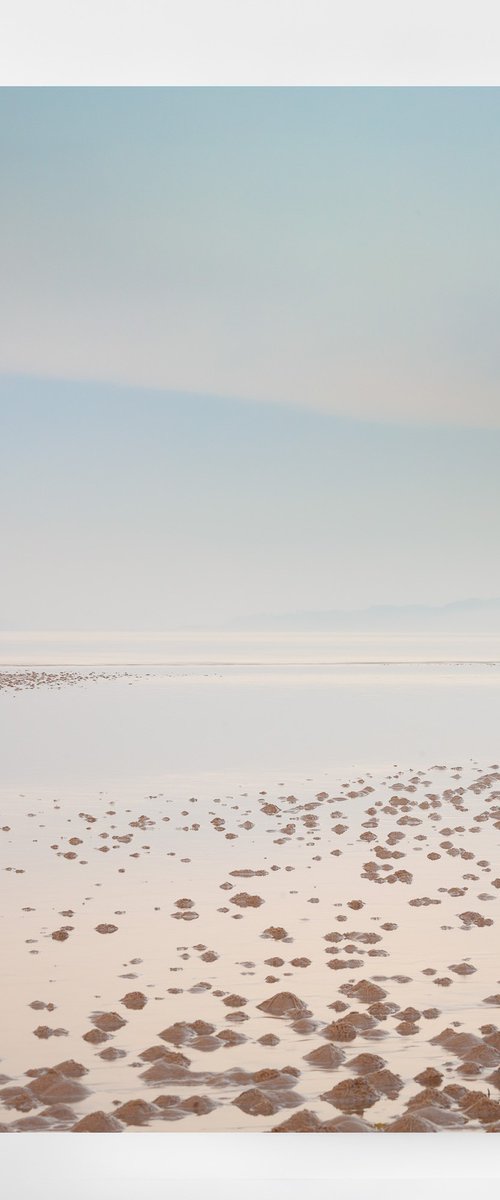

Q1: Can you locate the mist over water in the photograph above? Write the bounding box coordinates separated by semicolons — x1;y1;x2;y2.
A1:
1;630;499;666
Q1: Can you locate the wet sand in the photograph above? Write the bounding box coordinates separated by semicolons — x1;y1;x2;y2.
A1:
1;669;499;1132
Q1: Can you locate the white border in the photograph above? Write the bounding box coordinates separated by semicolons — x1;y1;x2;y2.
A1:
0;0;500;85
2;1132;500;1194
2;0;500;1191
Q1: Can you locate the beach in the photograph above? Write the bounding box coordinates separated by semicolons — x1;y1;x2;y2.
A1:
1;641;500;1132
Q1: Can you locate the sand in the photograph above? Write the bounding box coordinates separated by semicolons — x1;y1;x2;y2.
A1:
1;665;500;1131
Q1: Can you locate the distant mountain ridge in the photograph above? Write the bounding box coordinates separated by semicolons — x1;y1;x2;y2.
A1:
227;598;500;632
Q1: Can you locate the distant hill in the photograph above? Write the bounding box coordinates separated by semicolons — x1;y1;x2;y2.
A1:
227;598;500;632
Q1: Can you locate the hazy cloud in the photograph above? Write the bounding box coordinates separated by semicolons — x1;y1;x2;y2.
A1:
1;88;500;426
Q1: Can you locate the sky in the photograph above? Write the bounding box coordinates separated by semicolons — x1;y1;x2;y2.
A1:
0;88;499;629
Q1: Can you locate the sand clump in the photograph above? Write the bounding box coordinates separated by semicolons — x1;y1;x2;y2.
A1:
91;1012;127;1033
415;1067;443;1087
27;1070;89;1106
230;893;264;908
114;1099;157;1126
320;1077;379;1114
233;1088;279;1116
121;991;147;1010
73;1111;122;1132
271;1108;321;1132
33;1026;67;1040
348;1053;386;1075
257;993;310;1019
340;980;387;1004
303;1044;345;1069
3;759;500;1133
323;1020;357;1043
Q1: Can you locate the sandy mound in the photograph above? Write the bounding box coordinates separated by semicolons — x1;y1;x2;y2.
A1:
230;893;264;908
73;1110;122;1132
26;1069;89;1105
461;1095;500;1123
369;1069;403;1099
120;991;147;1009
178;1095;216;1116
321;1076;379;1114
407;1087;451;1110
257;992;310;1018
341;979;387;1004
233;1088;279;1116
271;1108;321;1132
323;1020;357;1042
91;1012;127;1032
348;1053;386;1075
113;1099;157;1125
303;1044;345;1069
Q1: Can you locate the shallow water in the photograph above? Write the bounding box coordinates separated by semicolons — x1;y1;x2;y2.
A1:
1;659;499;790
1;638;500;1132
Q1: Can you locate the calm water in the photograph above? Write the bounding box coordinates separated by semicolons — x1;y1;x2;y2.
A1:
1;631;499;789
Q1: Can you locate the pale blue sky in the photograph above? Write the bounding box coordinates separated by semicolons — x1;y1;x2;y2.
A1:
0;89;499;628
1;88;500;424
1;376;499;628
